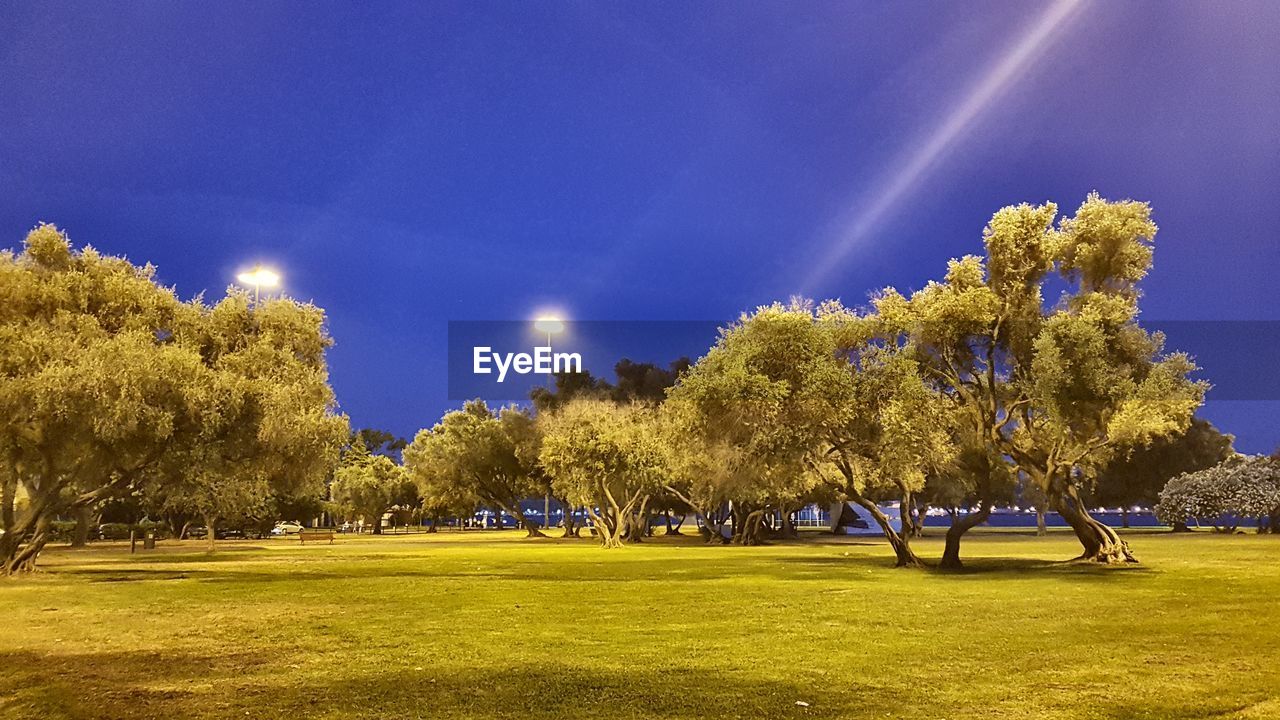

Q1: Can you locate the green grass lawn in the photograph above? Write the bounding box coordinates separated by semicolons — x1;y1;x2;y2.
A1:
1;529;1278;719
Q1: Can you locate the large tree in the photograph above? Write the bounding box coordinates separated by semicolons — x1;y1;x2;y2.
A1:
0;226;200;573
667;302;953;565
404;401;546;537
151;292;347;549
0;225;347;572
539;399;667;548
868;194;1205;563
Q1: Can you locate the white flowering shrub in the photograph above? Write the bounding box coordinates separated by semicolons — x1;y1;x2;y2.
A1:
1156;456;1280;532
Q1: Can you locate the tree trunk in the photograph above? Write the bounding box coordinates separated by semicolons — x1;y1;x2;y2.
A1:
500;504;544;538
205;514;217;552
1051;484;1137;563
912;502;927;538
1035;507;1047;536
699;507;730;544
559;500;577;537
1170;520;1190;533
3;515;50;575
71;505;93;547
899;492;915;539
585;506;623;549
519;514;544;538
779;509;797;539
738;509;767;546
1121;507;1130;529
939;500;992;570
848;490;922;568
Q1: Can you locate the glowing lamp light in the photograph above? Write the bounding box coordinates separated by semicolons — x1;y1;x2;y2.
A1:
236;267;280;288
533;315;565;335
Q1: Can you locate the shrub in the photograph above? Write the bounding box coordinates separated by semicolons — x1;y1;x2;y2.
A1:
1157;456;1280;532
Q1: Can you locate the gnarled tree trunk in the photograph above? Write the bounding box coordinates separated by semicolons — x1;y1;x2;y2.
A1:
779;507;797;539
848;489;922;568
737;509;768;546
939;500;992;570
1052;483;1137;563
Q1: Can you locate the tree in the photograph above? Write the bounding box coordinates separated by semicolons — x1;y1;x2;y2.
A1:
610;357;690;404
0;225;347;571
667;302;953;564
330;438;415;535
150;292;347;550
539;399;667;548
530;369;612;413
1157;456;1280;533
0;226;203;574
664;305;846;548
1092;418;1233;527
868;195;1205;563
354;428;408;458
404;401;546;537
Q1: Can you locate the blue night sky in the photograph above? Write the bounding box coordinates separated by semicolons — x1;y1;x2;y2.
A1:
2;1;1277;451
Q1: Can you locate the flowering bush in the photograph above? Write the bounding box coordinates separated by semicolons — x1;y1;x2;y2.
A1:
1157;456;1280;532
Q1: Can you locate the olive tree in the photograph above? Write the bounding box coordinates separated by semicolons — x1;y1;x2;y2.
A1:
0;226;201;573
404;401;546;537
0;225;347;571
868;195;1205;563
331;438;415;535
539;399;667;548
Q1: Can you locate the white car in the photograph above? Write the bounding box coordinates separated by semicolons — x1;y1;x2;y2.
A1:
272;521;305;535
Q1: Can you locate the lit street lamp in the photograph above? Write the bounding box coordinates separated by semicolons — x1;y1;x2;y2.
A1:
533;312;565;528
236;266;280;305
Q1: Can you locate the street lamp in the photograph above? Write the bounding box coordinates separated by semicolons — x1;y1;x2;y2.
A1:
236;266;280;305
533;314;564;348
533;312;566;529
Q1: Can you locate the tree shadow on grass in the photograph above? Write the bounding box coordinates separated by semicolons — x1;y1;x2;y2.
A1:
779;554;1154;582
0;649;868;720
0;648;273;719
932;556;1154;581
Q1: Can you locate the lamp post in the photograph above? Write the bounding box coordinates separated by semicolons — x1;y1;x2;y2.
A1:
533;314;565;529
236;266;281;306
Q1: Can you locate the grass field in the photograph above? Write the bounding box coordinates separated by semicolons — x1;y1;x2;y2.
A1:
1;529;1278;719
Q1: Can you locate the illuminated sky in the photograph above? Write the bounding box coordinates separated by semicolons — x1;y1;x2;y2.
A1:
2;1;1277;450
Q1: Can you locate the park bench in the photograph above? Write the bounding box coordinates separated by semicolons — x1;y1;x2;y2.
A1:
298;530;335;544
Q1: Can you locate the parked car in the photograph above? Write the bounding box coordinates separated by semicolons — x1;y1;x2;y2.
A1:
272;521;305;535
186;526;252;540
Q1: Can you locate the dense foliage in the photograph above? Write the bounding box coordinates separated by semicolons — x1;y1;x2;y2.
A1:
1157;456;1280;533
0;225;347;573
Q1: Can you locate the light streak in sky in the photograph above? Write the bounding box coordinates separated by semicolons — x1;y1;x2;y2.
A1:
800;0;1089;294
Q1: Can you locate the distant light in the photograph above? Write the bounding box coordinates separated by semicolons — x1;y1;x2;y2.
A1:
533;314;564;335
237;267;281;288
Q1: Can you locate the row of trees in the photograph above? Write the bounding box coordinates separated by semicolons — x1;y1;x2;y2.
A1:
0;225;349;573
1;193;1237;573
398;194;1215;568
